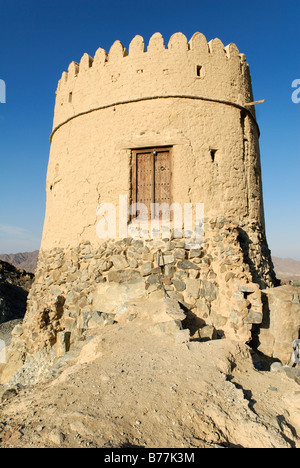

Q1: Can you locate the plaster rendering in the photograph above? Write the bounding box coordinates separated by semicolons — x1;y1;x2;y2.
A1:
43;32;264;251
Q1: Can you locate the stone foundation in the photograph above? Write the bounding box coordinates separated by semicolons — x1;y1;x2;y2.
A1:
3;219;277;383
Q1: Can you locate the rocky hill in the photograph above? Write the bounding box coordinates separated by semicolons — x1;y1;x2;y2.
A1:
0;251;39;274
0;255;299;448
272;257;300;282
0;313;299;448
0;261;34;325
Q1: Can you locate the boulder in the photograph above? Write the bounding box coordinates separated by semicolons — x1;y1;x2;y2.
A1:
257;286;300;364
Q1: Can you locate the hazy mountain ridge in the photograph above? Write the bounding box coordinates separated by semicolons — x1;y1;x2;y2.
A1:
0;251;39;274
272;256;300;280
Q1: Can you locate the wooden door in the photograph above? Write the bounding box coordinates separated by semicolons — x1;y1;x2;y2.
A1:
132;147;172;220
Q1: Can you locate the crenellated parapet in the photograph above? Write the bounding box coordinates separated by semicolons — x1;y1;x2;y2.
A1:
52;32;255;136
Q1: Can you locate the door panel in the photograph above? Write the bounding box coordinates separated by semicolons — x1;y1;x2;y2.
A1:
136;151;153;219
154;150;171;219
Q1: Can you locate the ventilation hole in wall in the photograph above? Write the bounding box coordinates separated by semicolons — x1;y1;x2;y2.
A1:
196;65;205;78
68;92;73;103
210;149;217;162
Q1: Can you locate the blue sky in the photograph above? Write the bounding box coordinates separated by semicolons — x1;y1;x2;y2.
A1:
0;0;299;258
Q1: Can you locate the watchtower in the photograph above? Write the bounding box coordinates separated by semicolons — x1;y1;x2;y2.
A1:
2;33;278;385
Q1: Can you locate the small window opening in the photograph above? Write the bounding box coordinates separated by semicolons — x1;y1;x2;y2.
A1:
50;185;53;191
196;65;205;78
68;92;73;103
210;149;217;162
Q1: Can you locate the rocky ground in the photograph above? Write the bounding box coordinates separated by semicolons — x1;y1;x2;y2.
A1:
0;319;23;348
0;313;299;449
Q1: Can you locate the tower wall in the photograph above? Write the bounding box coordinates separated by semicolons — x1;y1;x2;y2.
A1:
43;32;264;251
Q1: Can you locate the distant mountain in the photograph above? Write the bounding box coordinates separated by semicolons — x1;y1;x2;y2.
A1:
0;251;39;273
272;256;300;281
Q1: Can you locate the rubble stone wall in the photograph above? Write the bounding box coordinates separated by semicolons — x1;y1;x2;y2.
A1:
4;219;276;378
256;286;300;364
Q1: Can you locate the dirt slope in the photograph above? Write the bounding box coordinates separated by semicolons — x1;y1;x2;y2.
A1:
0;316;299;448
